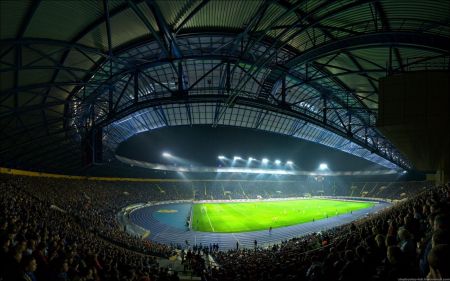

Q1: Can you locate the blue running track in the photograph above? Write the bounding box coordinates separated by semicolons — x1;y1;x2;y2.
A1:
130;201;390;250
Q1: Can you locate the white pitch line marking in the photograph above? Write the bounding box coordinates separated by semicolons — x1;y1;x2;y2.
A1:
203;206;215;232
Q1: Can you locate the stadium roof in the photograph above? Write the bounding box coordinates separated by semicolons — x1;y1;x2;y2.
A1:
1;0;449;173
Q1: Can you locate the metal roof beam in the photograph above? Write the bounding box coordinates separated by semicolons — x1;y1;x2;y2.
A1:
12;1;42;115
22;45;81;80
174;0;211;34
276;0;446;109
286;32;450;69
92;94;407;169
260;23;363;36
278;0;387;116
0;101;70;119
127;0;170;59
145;0;182;58
211;0;278;56
0;64;97;76
286;69;383;89
401;54;449;70
341;54;379;93
102;0;113;56
112;73;133;113
140;71;176;94
0;81;103;96
73;54;376;128
187;61;224;91
16;0;42;39
0;38;110;58
372;2;404;72
224;0;377;108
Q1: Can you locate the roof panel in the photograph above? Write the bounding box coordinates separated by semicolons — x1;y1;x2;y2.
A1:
109;8;150;49
156;0;188;27
256;2;287;32
4;0;445;172
288;28;328;52
47;86;71;101
25;0;104;41
135;1;160;32
17;92;41;107
0;0;30;39
21;44;65;68
63;49;100;71
318;1;373;28
0;71;14;92
18;69;53;87
381;0;450;26
77;21;109;51
183;0;263;30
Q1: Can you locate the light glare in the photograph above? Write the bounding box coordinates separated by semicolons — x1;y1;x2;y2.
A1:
262;158;269;164
216;167;293;175
162;152;172;158
275;160;281;165
319;163;328;170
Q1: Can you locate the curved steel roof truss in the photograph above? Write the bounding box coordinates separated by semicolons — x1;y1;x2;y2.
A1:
1;0;449;172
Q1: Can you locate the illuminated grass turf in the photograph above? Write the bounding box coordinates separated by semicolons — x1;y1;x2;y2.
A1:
191;199;374;233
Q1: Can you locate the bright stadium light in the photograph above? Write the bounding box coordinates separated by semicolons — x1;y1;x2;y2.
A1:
162;152;172;158
286;160;294;165
262;158;269;164
248;157;254;162
218;155;226;160
319;163;328;170
275;159;281;165
233;156;242;161
216;167;294;175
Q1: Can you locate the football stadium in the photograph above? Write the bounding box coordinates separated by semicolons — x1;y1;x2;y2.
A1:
1;1;449;281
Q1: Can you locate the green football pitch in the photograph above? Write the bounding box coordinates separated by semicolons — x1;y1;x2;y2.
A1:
191;199;374;232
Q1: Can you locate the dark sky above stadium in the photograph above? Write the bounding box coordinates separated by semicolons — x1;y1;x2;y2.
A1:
117;126;385;171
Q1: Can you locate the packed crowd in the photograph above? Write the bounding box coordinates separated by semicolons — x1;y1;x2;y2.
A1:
0;173;440;281
0;175;179;281
207;183;450;281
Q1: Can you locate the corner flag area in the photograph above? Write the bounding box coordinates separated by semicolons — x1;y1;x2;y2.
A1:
192;199;374;233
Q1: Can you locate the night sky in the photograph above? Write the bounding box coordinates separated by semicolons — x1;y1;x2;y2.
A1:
116;125;386;171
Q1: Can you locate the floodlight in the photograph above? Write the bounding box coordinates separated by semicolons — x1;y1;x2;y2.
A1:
286;160;294;165
233;156;242;160
216;167;294;175
162;152;172;158
262;158;269;164
248;157;254;161
275;160;281;165
218;155;226;160
319;163;328;170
